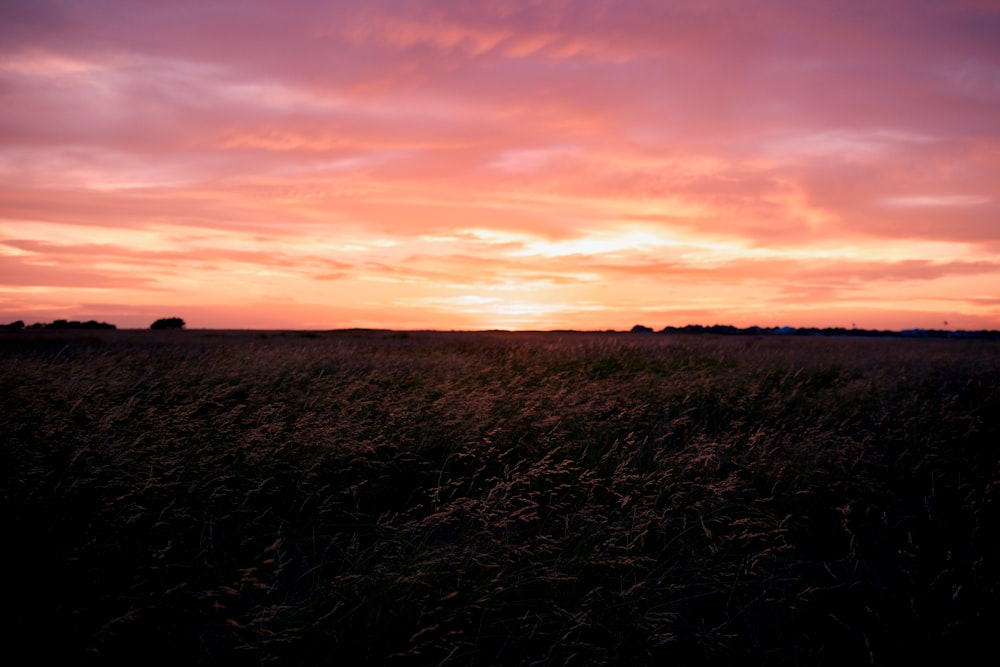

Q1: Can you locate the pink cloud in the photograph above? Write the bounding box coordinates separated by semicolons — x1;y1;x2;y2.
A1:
0;255;162;288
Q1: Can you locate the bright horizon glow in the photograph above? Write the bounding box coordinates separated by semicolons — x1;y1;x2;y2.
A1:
2;1;999;331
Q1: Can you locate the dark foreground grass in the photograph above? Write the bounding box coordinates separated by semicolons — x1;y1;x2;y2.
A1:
2;329;999;664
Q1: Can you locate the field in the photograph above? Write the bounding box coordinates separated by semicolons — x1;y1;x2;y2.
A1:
3;329;999;664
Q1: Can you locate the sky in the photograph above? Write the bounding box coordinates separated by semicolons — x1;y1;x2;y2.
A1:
2;0;999;331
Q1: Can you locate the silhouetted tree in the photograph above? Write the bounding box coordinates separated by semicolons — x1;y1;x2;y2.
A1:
44;319;116;330
1;320;25;331
150;317;186;330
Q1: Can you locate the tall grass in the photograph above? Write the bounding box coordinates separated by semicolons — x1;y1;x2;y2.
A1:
2;330;998;664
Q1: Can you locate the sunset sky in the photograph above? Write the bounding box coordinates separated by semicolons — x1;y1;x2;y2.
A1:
2;0;999;331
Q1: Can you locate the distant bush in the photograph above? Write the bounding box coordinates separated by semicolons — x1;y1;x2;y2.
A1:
44;319;116;330
1;320;25;331
150;317;186;330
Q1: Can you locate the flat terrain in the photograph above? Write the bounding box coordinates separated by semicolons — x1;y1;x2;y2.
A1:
2;329;999;664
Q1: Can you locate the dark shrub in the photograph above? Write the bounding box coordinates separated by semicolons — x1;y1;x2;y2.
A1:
150;317;186;330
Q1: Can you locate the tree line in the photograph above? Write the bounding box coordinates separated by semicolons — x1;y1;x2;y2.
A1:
633;323;1000;339
1;318;186;331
